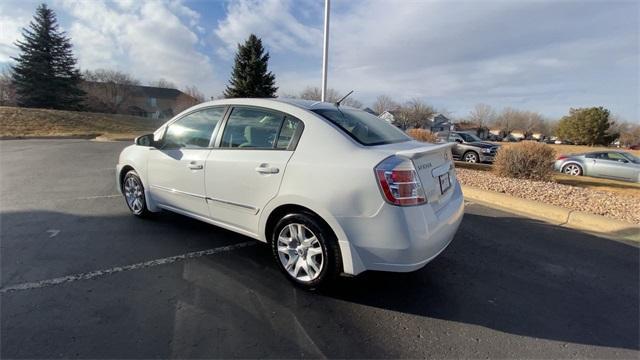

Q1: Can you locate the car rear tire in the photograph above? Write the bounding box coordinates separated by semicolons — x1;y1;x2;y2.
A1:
271;213;341;290
463;151;479;163
122;170;151;217
562;163;583;176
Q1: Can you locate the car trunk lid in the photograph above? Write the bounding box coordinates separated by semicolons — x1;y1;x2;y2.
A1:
395;143;457;210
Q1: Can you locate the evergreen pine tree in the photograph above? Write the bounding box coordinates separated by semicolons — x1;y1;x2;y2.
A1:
11;3;85;109
224;34;277;98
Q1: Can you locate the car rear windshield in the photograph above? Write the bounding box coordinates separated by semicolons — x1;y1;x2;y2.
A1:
312;108;410;146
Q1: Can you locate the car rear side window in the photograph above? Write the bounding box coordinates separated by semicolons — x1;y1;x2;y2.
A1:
162;107;225;149
221;107;284;149
275;117;303;150
312;108;410;146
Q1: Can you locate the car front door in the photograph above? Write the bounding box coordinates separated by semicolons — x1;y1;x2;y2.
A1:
593;152;637;180
448;133;464;159
205;106;303;236
147;107;226;217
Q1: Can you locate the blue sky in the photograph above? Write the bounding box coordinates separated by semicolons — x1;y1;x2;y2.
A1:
0;0;638;122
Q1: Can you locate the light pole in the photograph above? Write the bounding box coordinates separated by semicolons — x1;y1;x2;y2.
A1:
321;0;330;102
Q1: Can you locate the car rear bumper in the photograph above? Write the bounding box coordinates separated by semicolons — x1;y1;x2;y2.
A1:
336;182;464;274
553;160;564;171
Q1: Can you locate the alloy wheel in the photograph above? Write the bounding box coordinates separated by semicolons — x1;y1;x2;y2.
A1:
124;175;145;214
464;152;478;163
563;164;581;176
276;223;324;282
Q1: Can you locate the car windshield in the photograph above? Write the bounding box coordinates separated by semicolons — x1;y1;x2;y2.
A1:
621;152;640;163
312;108;410;146
458;132;482;142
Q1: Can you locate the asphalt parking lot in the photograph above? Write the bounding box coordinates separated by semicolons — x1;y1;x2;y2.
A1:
1;139;638;358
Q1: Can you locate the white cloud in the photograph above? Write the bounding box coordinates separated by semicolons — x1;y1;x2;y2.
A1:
274;0;638;120
0;3;30;63
58;0;219;96
214;0;322;58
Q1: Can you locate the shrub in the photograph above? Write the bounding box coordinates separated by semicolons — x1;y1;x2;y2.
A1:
406;128;437;143
493;141;556;181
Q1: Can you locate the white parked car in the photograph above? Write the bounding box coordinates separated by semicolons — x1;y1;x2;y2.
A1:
116;98;464;289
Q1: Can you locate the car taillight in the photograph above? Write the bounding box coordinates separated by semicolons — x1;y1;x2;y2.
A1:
557;155;568;160
375;156;427;206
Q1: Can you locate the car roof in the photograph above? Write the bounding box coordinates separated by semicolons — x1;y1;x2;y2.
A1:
189;97;359;112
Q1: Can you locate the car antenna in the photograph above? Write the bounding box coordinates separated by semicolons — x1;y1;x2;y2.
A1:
335;90;354;107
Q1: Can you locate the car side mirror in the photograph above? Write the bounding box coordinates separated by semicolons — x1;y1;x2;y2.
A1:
618;159;629;163
455;139;463;144
135;134;157;148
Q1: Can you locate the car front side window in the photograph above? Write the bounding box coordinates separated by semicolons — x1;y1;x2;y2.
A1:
162;107;225;149
220;107;285;149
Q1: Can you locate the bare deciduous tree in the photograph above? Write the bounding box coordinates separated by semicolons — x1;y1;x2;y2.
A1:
617;122;640;147
396;98;436;129
150;78;177;89
82;69;140;113
0;68;17;106
468;103;495;131
491;107;549;137
372;94;398;115
297;86;363;108
183;85;205;103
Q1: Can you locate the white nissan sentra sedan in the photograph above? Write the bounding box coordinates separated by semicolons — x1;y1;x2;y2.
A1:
116;98;464;289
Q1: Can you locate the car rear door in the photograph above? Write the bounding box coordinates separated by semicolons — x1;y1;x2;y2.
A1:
204;106;303;236
147;107;226;217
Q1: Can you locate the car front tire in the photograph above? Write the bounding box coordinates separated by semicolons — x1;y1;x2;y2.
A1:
562;163;583;176
122;170;151;217
271;212;341;290
463;151;479;163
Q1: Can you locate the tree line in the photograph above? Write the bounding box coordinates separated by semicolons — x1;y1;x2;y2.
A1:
2;3;638;147
371;95;639;146
0;3;207;115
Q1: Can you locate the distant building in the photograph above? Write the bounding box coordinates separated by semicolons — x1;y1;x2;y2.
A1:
531;132;544;141
126;85;198;119
509;130;526;141
453;121;490;139
426;113;453;133
378;110;400;125
82;81;198;119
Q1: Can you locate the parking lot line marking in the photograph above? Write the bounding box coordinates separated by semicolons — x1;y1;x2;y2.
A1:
0;241;256;294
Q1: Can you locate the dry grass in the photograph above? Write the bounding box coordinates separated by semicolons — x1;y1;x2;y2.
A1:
0;106;162;140
406;128;438;143
553;173;640;199
496;141;640;157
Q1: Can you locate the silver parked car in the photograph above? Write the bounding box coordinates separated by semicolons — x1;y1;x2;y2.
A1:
554;151;640;182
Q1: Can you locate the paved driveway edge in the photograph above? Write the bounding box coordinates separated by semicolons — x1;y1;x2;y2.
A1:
462;185;640;242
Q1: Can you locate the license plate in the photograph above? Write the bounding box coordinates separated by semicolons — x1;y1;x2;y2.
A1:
439;173;451;194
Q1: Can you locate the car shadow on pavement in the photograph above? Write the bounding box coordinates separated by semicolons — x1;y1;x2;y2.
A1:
323;213;640;351
1;209;638;357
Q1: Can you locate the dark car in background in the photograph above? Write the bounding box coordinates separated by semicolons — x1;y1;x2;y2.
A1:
440;131;500;163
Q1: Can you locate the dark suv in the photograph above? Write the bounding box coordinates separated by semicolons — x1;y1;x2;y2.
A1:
443;131;500;163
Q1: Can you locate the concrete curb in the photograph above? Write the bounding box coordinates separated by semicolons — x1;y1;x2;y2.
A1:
462;185;640;242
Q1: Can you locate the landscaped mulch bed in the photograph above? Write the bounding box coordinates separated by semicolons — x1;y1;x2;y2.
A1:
456;168;640;224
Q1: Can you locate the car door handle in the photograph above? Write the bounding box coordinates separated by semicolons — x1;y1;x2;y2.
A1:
255;165;279;174
188;162;203;170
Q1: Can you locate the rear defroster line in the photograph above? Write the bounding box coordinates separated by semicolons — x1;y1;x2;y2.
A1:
0;241;256;294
